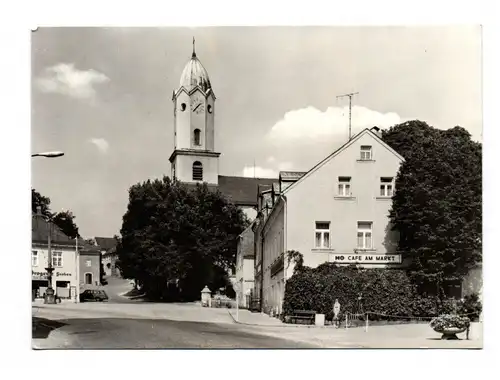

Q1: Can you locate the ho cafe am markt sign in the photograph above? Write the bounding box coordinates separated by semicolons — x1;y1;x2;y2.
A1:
331;254;402;264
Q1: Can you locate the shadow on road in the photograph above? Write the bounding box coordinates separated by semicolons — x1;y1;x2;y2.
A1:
32;317;67;339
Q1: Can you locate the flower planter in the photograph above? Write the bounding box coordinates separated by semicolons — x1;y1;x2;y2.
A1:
430;314;470;340
438;327;467;340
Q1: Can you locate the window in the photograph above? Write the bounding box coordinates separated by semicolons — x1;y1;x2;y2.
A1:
32;251;38;266
360;145;372;160
85;273;93;285
86;260;92;267
192;161;203;181
315;222;330;249
193;128;201;146
380;177;394;197
52;251;62;267
338;176;351;196
357;222;373;249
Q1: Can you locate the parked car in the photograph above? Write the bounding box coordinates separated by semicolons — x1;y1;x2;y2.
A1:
80;289;109;302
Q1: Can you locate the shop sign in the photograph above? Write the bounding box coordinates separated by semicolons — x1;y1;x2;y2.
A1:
331;254;402;264
32;270;48;280
56;271;72;277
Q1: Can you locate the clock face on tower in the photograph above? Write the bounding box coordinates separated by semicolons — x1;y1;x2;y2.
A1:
191;95;205;114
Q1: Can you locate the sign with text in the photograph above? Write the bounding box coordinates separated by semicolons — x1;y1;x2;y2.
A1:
331;254;402;264
32;270;48;280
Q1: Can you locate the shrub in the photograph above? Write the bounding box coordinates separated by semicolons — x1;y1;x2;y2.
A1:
284;264;439;321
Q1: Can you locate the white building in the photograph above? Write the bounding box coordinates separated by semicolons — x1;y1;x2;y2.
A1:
32;214;80;301
259;128;405;314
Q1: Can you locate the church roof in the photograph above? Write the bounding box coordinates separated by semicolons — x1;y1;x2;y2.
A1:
179;43;212;94
218;175;277;207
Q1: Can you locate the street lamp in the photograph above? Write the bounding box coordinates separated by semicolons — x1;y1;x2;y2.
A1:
31;151;64;158
32;152;63;304
34;209;57;304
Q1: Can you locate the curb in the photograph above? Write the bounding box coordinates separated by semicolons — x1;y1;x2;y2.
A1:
226;310;340;329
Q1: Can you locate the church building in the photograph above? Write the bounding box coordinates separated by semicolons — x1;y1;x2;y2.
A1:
169;42;275;219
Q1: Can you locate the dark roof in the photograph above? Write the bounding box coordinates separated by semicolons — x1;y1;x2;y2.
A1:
32;215;97;252
218;175;277;207
95;237;117;251
32;215;75;246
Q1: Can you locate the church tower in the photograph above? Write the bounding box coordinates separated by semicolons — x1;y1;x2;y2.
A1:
169;39;220;185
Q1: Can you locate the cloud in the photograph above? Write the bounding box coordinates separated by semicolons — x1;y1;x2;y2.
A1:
241;161;293;179
36;63;109;100
89;138;109;154
266;105;406;144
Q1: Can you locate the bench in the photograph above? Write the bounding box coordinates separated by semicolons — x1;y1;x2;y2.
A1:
289;310;316;325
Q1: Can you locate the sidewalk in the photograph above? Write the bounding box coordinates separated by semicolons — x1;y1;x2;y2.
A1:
227;309;483;348
32;301;234;324
228;308;337;328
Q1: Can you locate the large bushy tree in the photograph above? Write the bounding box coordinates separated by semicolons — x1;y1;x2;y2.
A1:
382;121;482;299
115;176;249;301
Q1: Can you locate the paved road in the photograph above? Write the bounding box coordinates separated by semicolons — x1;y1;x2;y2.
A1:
33;317;317;349
102;276;138;304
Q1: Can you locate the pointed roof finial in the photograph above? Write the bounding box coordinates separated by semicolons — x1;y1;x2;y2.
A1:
192;37;196;58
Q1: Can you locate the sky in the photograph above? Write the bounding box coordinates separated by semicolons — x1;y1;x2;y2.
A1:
31;26;483;238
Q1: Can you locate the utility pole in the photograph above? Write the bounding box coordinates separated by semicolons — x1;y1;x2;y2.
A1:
336;92;359;140
253;159;256;178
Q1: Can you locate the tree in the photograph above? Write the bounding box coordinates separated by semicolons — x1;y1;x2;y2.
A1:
32;188;52;219
52;210;80;239
382;121;482;300
32;188;82;239
116;176;249;301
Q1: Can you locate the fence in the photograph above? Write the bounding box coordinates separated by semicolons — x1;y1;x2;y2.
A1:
343;310;481;331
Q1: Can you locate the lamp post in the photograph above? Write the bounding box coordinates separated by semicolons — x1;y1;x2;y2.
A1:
32;151;63;304
34;209;57;304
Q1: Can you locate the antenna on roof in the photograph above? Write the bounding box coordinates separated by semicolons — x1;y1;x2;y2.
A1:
192;36;196;58
336;91;359;140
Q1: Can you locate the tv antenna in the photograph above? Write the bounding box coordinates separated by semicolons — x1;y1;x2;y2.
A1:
336;92;359;140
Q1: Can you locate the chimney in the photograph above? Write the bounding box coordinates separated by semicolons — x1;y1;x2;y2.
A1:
371;126;382;138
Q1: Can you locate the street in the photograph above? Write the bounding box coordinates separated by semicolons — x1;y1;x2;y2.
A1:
33;276;316;349
32;316;316;349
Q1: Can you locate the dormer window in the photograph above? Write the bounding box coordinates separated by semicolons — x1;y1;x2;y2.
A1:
360;146;372;160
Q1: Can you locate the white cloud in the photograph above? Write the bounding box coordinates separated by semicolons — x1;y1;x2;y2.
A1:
36;63;109;100
89;138;109;154
266;105;406;144
241;161;293;179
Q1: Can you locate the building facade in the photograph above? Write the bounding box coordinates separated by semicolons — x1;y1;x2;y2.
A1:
259;128;405;314
94;236;119;277
235;225;255;307
32;214;102;300
79;250;102;290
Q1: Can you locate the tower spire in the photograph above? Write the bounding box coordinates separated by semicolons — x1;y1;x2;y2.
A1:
192;37;196;58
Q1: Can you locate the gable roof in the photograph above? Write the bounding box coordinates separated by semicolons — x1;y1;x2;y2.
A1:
282;128;405;195
32;215;98;253
218;175;277;207
32;215;75;246
95;237;117;251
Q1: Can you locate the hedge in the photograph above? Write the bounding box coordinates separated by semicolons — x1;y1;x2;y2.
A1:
282;263;481;321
